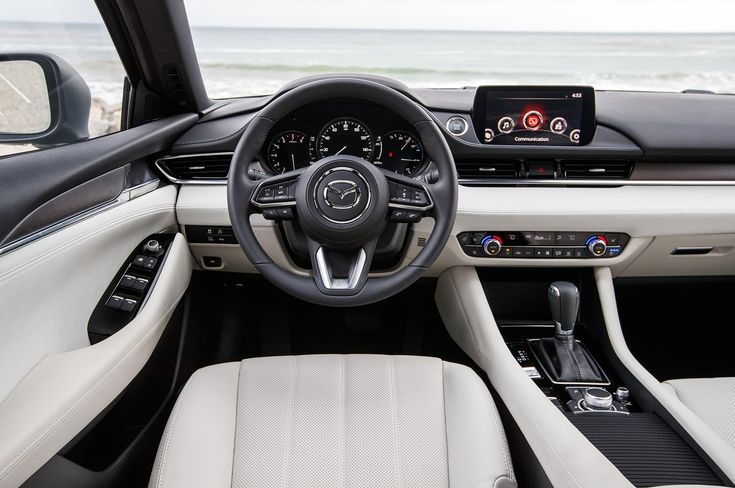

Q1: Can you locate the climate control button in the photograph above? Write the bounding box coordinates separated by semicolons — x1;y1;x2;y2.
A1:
586;235;608;257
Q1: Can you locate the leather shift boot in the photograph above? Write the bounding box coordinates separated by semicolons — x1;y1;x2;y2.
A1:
531;336;605;383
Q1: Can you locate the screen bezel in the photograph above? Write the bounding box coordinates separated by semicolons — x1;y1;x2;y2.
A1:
472;85;596;146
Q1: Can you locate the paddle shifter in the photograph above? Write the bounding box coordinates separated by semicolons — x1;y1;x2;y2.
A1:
530;281;606;384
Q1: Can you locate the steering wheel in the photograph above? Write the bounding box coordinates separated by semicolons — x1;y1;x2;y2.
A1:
227;78;457;306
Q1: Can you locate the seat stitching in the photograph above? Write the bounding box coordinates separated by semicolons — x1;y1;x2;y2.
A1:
154;370;198;488
440;362;451;488
388;356;402;488
339;355;346;488
470;371;513;480
280;356;298;488
229;364;242;488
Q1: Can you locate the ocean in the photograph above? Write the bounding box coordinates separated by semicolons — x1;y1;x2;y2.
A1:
1;21;734;106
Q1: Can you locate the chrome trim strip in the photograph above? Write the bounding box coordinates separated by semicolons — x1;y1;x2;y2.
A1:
459;178;735;187
0;179;160;257
315;246;367;290
154;152;234;185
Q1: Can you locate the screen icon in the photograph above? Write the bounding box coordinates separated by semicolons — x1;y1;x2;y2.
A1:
498;116;514;134
484;128;495;142
569;129;581;143
522;111;543;131
550;117;568;134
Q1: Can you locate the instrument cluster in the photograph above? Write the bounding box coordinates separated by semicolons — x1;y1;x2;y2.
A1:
262;101;427;177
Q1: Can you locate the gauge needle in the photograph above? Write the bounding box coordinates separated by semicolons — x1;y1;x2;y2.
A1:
401;138;411;150
291;152;295;171
401;158;420;162
335;146;348;155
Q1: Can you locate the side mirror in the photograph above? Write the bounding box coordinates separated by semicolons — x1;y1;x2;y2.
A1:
0;52;91;146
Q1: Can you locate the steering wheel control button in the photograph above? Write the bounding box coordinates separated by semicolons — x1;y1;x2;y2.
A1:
457;231;629;259
389;209;422;223
523;111;543;131
586;235;608;257
498;116;515;134
445;116;468;136
550;117;568;134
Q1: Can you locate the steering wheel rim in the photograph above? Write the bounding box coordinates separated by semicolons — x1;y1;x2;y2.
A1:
227;77;457;306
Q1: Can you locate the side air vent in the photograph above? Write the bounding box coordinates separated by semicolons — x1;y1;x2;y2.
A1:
156;153;232;183
456;161;518;179
562;161;632;180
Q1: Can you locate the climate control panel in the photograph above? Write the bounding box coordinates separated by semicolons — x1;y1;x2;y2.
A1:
457;231;629;259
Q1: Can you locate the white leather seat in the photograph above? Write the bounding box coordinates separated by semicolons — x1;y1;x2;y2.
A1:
149;354;516;488
663;377;735;450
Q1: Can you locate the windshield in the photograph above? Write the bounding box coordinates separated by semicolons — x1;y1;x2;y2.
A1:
184;0;735;98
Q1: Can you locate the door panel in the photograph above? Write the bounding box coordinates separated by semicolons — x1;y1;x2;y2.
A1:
0;186;192;487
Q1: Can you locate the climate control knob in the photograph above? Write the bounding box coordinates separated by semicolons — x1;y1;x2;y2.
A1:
481;235;503;256
586;235;608;257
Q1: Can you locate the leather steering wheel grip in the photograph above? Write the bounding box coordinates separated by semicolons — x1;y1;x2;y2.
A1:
227;77;458;306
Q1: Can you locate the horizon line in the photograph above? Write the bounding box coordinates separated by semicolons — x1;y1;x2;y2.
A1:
0;19;733;35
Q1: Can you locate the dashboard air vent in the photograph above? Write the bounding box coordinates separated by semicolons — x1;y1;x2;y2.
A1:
456;161;518;179
157;153;232;182
562;161;632;180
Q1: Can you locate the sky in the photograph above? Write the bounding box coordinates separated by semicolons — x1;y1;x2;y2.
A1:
1;0;734;33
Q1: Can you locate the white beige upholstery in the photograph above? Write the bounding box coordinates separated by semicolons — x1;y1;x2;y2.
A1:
0;187;192;488
663;378;735;450
149;355;516;488
594;267;735;483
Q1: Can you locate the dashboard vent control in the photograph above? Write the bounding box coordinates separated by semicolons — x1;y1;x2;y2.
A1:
157;153;232;181
456;161;518;179
562;161;632;180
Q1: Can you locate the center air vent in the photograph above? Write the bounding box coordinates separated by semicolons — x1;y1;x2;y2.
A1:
562;161;632;179
156;153;232;182
456;161;518;179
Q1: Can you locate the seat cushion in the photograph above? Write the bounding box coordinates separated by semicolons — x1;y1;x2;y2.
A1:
663;377;735;449
149;355;516;488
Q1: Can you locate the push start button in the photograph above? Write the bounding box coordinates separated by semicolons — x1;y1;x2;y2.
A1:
523;111;543;131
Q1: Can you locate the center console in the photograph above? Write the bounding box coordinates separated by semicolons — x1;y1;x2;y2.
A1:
496;275;634;416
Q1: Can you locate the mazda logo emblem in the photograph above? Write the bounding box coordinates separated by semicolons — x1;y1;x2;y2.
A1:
323;180;361;209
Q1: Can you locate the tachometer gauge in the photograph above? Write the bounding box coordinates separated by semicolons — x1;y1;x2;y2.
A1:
267;131;310;174
317;119;374;161
374;130;424;176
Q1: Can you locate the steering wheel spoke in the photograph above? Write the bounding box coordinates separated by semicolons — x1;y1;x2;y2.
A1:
307;236;377;296
383;170;435;223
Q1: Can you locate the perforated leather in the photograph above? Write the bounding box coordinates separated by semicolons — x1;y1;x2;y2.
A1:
664;377;735;450
150;355;515;488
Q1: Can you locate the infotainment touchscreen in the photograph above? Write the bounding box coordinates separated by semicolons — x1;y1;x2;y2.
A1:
472;86;595;146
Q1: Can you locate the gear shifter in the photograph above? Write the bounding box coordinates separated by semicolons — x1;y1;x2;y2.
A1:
548;281;579;337
530;281;606;384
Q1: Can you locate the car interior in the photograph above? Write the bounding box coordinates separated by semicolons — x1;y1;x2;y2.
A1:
1;1;734;487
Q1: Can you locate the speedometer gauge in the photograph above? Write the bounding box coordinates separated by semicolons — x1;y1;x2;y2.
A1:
317;119;373;161
374;131;424;176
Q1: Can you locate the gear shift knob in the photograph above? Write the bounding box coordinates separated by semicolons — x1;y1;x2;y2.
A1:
548;281;579;337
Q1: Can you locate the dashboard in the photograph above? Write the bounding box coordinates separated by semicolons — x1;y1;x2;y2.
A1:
260;100;428;177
